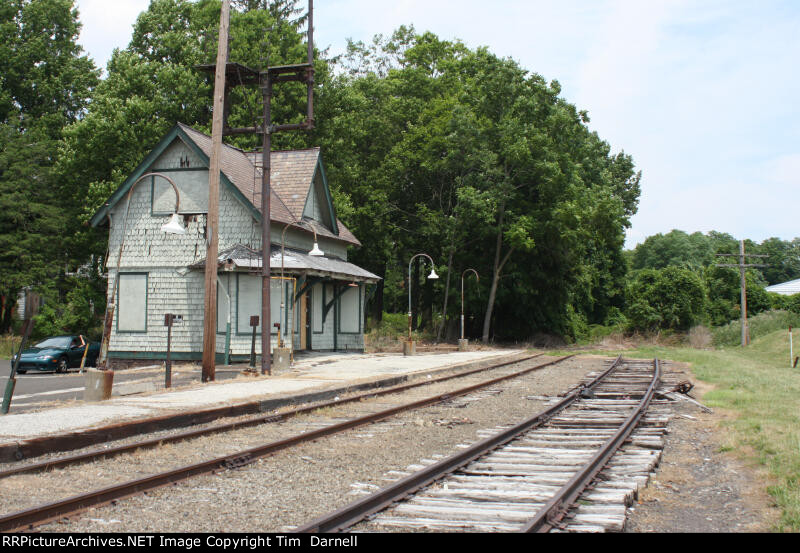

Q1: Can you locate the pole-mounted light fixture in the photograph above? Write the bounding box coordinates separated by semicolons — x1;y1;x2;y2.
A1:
97;172;184;370
407;253;438;342
309;241;324;256
161;213;187;235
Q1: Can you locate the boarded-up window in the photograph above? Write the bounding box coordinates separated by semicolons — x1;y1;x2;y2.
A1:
312;284;323;333
118;274;147;332
339;285;360;333
237;275;282;335
152;172;209;214
217;275;232;334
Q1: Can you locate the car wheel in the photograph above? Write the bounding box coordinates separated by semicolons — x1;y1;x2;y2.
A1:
16;369;26;374
56;357;68;374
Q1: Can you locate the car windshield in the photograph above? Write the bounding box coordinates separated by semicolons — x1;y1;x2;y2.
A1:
33;337;71;349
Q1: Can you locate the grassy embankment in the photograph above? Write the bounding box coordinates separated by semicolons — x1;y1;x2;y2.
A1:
562;322;800;532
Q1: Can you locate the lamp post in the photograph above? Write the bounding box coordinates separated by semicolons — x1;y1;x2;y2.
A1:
406;253;438;355
97;172;185;370
459;269;479;351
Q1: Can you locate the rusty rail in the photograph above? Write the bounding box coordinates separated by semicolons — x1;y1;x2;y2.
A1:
0;354;573;532
294;355;624;533
0;353;542;478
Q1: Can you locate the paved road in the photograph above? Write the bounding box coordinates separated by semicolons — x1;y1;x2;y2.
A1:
2;360;243;414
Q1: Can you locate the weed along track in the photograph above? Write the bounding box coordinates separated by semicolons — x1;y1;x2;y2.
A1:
0;353;582;532
297;358;672;533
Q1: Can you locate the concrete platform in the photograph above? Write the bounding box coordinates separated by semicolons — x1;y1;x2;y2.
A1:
0;349;525;460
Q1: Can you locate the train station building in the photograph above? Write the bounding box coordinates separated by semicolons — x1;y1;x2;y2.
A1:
90;123;379;363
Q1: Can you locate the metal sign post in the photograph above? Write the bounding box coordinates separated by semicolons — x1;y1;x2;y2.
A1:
249;315;260;369
164;313;177;388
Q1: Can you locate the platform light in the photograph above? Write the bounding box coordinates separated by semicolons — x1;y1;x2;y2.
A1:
160;213;187;235
309;241;324;256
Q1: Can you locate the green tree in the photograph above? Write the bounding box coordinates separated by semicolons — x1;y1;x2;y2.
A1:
626;267;707;331
0;0;98;333
61;0;323;227
631;229;714;270
316;29;639;342
753;237;800;285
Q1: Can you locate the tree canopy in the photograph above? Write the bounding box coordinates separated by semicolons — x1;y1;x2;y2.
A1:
5;1;799;342
313;28;640;341
0;0;98;333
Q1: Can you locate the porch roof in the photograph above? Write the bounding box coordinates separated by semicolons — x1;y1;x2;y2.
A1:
189;244;381;283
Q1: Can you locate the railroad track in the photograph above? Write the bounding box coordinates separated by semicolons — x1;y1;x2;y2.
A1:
296;357;667;533
0;353;575;532
0;353;545;477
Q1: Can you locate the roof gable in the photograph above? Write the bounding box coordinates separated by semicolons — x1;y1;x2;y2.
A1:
89;123;360;246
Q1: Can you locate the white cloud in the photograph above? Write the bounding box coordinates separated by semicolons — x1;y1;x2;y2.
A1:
75;0;149;72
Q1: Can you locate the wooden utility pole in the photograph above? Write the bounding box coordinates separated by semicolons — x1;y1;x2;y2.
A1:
201;0;231;383
260;71;273;375
715;240;768;347
197;1;315;377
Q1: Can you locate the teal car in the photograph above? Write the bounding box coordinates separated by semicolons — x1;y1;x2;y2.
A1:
12;335;100;374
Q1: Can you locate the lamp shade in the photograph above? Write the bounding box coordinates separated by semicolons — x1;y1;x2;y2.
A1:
161;213;186;235
309;241;324;256
427;269;439;279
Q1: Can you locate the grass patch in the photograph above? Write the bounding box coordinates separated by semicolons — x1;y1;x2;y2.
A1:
592;329;800;531
0;334;22;358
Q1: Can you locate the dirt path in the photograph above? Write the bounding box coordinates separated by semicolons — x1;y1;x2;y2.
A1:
625;364;779;532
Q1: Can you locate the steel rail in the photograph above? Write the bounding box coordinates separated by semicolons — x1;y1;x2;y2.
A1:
0;353;543;478
521;358;661;533
294;354;624;533
0;354;572;532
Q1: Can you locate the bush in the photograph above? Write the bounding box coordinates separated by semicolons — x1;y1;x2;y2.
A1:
712;310;800;347
786;294;800;315
626;267;707;331
32;277;105;341
687;325;713;349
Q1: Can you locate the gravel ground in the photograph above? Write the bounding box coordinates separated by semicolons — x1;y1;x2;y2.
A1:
18;355;604;532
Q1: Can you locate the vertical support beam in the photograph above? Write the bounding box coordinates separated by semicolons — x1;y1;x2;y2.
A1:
165;313;173;389
333;284;338;352
202;0;230;383
739;240;749;347
306;0;315;127
261;74;273;376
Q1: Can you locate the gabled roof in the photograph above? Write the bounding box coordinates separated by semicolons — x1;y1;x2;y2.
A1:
90;123;360;246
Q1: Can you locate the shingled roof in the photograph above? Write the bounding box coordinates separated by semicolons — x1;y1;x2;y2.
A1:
178;124;360;246
90;124;360;247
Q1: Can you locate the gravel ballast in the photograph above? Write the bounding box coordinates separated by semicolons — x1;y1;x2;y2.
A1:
2;355;610;532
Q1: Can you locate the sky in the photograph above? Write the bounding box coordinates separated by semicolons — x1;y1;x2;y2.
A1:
73;0;800;249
